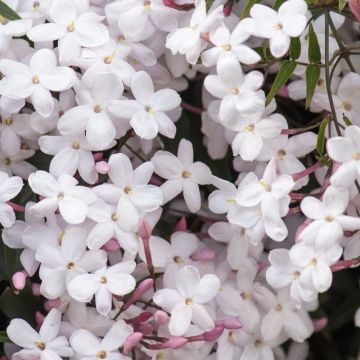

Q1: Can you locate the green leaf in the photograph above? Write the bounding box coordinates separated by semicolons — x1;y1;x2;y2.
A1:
240;0;261;19
343;115;353;126
316;116;330;156
0;1;20;20
273;0;286;9
338;0;348;11
308;23;321;63
289;37;301;60
305;64;320;108
206;0;214;11
265;60;296;106
0;331;11;343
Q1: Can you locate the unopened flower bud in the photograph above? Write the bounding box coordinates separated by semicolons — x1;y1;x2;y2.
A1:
190;248;215;261
349;0;360;21
313;317;328;331
32;283;41;296
101;238;120;251
221;317;242;330
175;216;187;231
93;152;103;161
123;332;143;354
95;161;110;174
12;271;27;291
203;326;224;341
154;310;169;325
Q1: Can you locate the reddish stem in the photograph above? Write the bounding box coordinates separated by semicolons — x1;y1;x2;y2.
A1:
181;101;204;115
7;202;25;212
292;163;322;181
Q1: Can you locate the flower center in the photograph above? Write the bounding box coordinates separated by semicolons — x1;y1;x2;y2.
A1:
0;15;8;25
325;214;335;222
231;87;239;95
4;117;13;126
72;142;80;150
21;143;30;150
118;35;126;43
226;198;236;204
182;170;192;178
145;105;155;114
317;78;324;87
104;52;115;64
309;258;317;266
4;158;10;165
67;262;75;270
293;270;300;279
124;186;132;194
254;339;262;348
67;21;75;32
58;231;65;245
100;276;107;284
35;341;46;350
33;1;40;11
273;23;283;30
173;256;184;264
185;297;193;305
156;353;164;360
111;212;118;221
93;105;104;113
144;0;152;10
221;44;232;51
343;100;352;111
244;124;255;132
32;75;40;84
240;292;251;300
259;179;272;192
353;151;360;160
96;351;107;359
275;303;282;312
57;192;65;200
277;149;286;160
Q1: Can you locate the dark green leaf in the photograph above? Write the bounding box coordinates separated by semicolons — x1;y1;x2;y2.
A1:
240;0;261;19
273;0;286;9
308;23;321;63
265;60;296;105
0;331;11;343
316;116;330;156
338;0;348;11
343;115;353;126
0;1;20;20
305;64;320;108
289;37;301;60
206;0;214;11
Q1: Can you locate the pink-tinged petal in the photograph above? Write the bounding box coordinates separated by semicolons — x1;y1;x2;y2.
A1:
194;274;220;304
183;181;201;213
30;49;57;75
151;150;182;179
312;262;332;292
58;196;87;224
41;67;76;92
108;153;133;187
27;23;65;42
40;269;66;299
67;273;99;302
106;273;136;296
149;89;181;112
191;304;215;331
39;309;61;342
28;171;59;197
269;32;290;58
177;139;194;167
109;100;142;119
102;320;132;351
188;162;212;185
155;112;177;139
74;22;109;48
300;196;326;220
176;266;200;298
130;111;158;139
70;329;100;356
153;288;182;312
322;186;348;215
261;310;282;341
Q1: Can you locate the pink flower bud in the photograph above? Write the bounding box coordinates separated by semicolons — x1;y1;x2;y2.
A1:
190;248;215;261
44;299;61;311
35;311;44;327
123;332;143;354
32;283;41;296
136;322;153;335
313;317;328;331
123;278;154;310
164;336;188;349
349;0;360;21
95;161;110;174
126;311;153;324
101;238;120;251
221;317;242;330
203;326;224;341
154;310;169;325
138;219;152;240
12;271;27;291
175;216;187;231
278;85;289;97
93;152;103;161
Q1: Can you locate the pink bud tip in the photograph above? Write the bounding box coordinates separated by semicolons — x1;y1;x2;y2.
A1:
223;4;232;16
154;310;169;325
12;271;27;291
35;311;44;327
175;216;187;231
313;317;328;331
138;219;152;240
221;317;242;330
123;279;154;310
165;336;188;349
101;238;120;251
190;248;215;261
32;283;41;296
44;299;61;311
123;332;143;354
95;161;110;174
136;322;153;335
278;85;289;97
203;326;224;341
349;0;360;21
93;152;103;161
